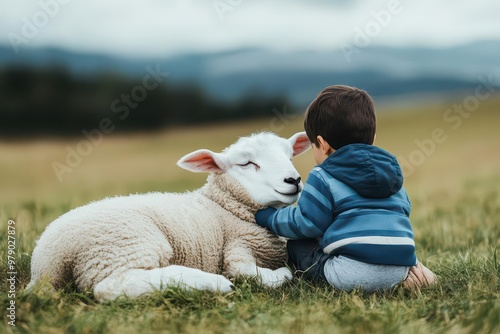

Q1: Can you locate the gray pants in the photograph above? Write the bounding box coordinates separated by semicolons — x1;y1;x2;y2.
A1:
287;239;410;292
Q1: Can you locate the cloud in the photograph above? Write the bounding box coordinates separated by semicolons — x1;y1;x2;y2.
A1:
1;0;499;57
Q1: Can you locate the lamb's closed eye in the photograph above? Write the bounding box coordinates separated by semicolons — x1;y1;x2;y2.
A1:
237;161;260;170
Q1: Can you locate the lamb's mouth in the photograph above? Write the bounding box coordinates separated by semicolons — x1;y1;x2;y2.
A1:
275;189;300;196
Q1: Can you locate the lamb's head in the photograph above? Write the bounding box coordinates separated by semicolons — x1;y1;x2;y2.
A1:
177;132;310;207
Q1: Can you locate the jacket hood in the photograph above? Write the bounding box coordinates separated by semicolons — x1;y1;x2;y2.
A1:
320;144;403;198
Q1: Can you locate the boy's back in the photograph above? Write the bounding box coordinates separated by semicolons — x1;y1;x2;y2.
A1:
312;143;416;266
256;85;436;291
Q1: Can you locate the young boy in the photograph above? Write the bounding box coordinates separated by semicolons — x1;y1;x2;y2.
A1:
256;85;436;292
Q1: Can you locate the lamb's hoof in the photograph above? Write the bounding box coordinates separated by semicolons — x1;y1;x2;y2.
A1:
205;274;234;293
403;262;437;291
261;267;293;288
220;281;235;293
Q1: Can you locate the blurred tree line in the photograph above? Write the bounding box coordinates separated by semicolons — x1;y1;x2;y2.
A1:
0;66;291;138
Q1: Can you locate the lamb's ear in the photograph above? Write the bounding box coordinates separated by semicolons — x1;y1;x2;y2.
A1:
177;149;230;173
288;132;311;156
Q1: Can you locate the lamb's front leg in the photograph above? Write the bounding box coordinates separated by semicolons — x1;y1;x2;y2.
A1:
224;245;292;288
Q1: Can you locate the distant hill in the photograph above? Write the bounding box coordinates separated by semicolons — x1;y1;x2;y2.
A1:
1;40;499;107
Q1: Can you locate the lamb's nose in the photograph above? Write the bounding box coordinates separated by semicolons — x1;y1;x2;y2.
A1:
284;177;301;185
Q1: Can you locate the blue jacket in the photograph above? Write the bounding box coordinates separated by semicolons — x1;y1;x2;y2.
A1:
256;144;417;266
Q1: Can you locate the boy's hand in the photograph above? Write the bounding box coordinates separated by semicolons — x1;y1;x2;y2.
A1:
255;207;277;228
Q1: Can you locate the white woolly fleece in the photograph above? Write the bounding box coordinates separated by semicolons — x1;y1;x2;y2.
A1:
28;173;287;291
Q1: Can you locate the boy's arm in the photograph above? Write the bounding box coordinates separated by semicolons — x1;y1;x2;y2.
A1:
255;170;333;239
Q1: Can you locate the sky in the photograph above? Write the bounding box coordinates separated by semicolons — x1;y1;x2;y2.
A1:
1;0;500;58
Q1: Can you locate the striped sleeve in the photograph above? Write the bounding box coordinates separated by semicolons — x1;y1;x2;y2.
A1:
259;169;334;239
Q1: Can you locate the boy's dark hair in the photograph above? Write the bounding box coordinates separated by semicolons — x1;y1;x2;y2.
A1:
304;85;376;150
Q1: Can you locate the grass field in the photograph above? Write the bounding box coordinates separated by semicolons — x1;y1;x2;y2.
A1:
1;95;499;333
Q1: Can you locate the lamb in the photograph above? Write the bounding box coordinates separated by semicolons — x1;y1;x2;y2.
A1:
27;131;311;302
